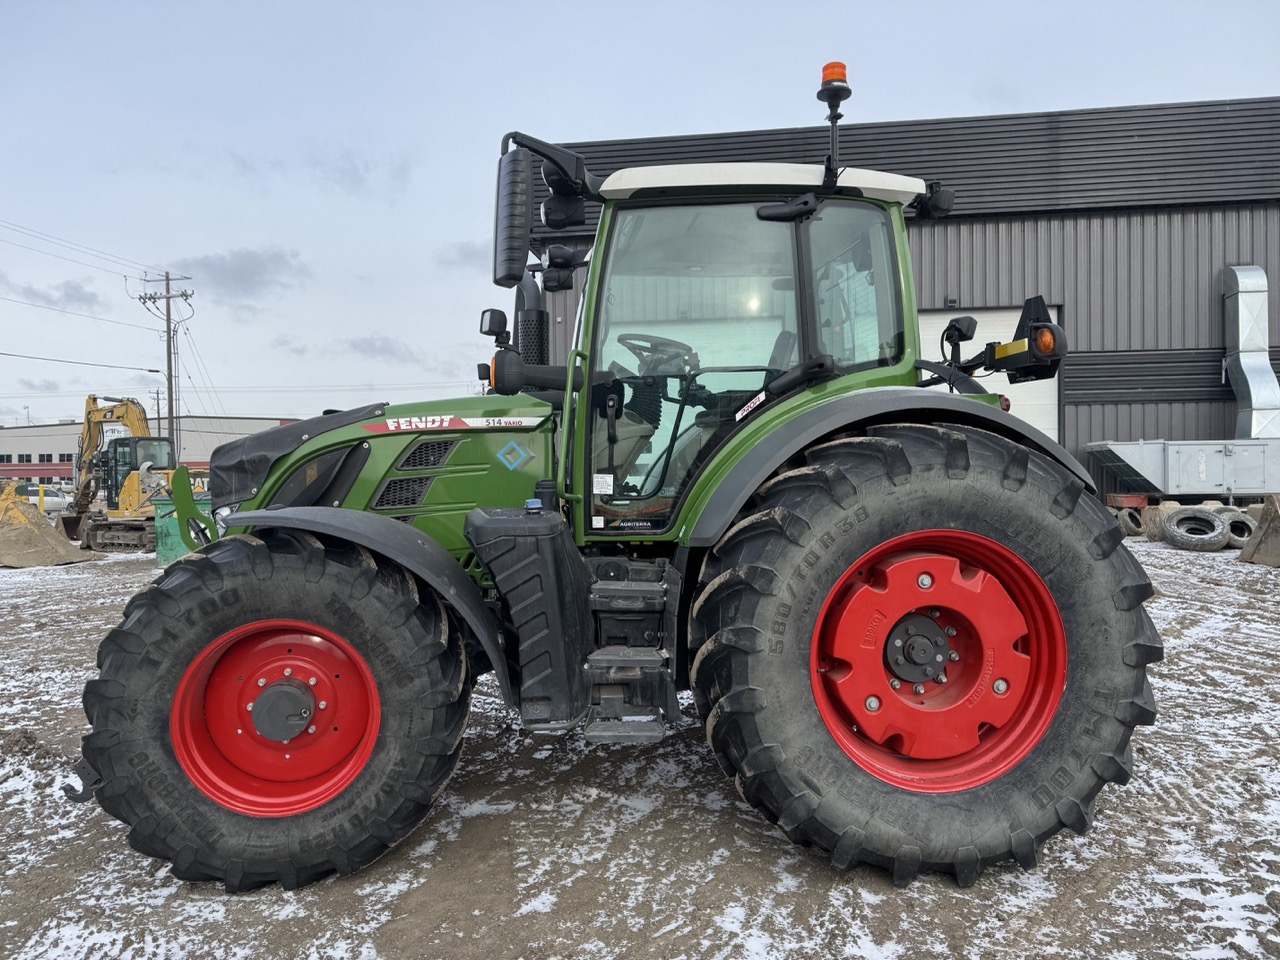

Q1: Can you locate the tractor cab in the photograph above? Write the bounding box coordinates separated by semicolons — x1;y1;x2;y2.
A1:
480;65;1063;537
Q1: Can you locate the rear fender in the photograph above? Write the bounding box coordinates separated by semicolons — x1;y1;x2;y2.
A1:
226;506;513;707
686;386;1094;548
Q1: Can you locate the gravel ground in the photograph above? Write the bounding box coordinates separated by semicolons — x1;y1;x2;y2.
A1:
0;540;1277;959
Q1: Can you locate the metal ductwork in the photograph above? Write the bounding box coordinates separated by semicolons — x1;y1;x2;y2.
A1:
1224;266;1279;439
1085;266;1280;497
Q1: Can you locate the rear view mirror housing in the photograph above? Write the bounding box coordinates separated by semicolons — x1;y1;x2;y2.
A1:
493;148;534;288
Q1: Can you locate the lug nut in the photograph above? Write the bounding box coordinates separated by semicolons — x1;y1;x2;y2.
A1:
318;701;328;710
889;679;902;690
309;677;318;686
257;678;266;687
246;702;254;712
894;637;903;647
284;668;292;677
913;684;926;695
994;678;1009;695
949;650;960;661
307;725;316;734
930;609;941;618
946;627;957;638
865;696;881;713
936;673;948;685
917;573;933;589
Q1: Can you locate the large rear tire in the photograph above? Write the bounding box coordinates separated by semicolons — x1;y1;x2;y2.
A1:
81;529;469;891
690;424;1161;885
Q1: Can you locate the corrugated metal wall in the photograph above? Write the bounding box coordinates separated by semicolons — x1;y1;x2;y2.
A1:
909;203;1280;486
910;205;1280;350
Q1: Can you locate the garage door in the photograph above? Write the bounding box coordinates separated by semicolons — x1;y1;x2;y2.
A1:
918;307;1061;443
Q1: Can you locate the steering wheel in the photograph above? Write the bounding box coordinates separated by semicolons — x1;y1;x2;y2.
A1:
617;333;696;376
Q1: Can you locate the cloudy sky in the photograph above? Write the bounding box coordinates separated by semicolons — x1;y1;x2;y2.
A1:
1;0;1276;425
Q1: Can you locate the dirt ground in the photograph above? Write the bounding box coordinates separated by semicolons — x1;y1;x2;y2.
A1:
1;539;1277;960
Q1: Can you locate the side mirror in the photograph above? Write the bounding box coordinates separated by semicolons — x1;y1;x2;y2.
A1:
913;181;955;220
480;308;510;344
493;148;534;288
942;315;977;345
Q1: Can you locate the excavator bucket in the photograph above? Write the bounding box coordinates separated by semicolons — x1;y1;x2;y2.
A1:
55;513;84;541
0;482;98;568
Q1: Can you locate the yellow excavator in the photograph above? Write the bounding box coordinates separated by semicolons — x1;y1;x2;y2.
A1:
57;395;177;551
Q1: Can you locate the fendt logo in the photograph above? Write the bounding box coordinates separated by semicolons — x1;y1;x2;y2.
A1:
361;414;545;434
363;415;459;433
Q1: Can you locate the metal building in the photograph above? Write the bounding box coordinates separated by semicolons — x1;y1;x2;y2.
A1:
530;97;1280;494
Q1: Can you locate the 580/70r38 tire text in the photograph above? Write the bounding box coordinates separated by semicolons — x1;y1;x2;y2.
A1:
80;529;469;892
690;423;1162;886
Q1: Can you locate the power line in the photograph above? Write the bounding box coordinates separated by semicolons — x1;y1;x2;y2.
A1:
0;348;162;374
0;236;147;280
0;218;165;274
0;294;161;331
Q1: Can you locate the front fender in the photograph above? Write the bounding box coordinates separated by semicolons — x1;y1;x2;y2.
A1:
226;506;513;707
682;386;1094;548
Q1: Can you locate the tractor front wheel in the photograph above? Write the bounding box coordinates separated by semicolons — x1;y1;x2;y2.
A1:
81;529;469;891
691;424;1161;885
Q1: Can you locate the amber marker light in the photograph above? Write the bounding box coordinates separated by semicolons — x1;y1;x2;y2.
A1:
489;358;497;390
822;62;847;85
1034;327;1057;356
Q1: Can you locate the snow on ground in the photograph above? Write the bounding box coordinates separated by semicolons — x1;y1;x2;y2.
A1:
0;541;1277;959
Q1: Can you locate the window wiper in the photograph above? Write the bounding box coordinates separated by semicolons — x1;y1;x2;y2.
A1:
765;354;836;396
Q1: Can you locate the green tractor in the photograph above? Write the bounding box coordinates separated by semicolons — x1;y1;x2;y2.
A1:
70;65;1161;891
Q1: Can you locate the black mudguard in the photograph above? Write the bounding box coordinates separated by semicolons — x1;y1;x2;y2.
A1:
688;386;1095;548
226;506;513;707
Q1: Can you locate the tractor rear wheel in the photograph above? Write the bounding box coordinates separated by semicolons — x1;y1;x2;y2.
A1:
81;528;469;891
690;423;1161;886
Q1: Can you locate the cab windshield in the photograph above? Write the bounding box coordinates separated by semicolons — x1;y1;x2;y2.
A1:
588;198;901;533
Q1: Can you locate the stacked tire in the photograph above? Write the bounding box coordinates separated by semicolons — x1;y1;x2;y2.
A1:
1151;504;1256;552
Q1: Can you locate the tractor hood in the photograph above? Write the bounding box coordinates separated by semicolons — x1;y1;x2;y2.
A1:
210;396;553;512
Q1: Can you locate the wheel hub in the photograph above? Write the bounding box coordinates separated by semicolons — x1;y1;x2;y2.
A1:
885;613;951;684
250;678;316;742
170;619;381;817
810;530;1067;793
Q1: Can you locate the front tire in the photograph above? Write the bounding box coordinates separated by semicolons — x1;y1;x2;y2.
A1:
81;529;469;891
690;424;1161;885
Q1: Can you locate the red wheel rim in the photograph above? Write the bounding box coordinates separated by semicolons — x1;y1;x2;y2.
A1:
171;619;381;816
811;530;1066;794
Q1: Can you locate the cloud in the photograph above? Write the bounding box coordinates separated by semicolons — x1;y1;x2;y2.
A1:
170;247;312;304
435;240;490;274
223;147;413;202
18;377;60;392
305;148;412;201
340;335;421;365
271;335;309;356
0;271;105;312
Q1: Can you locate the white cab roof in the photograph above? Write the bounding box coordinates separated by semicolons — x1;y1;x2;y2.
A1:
599;162;926;206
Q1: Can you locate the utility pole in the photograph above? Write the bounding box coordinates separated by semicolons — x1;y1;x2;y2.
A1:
136;272;193;454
